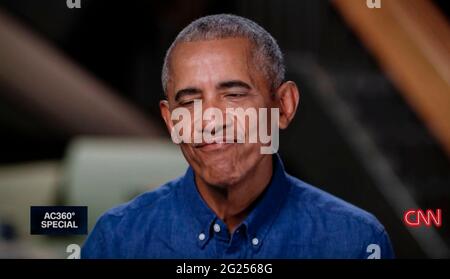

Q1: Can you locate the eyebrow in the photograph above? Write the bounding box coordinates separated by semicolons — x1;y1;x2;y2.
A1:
216;80;252;91
174;87;202;102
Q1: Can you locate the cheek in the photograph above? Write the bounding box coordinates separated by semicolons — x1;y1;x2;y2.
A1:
178;144;194;163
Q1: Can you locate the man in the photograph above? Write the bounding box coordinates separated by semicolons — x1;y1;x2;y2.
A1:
82;14;394;259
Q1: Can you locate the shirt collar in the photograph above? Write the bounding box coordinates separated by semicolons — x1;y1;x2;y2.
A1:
179;154;291;249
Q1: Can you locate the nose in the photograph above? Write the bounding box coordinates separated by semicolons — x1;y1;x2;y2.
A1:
193;93;227;137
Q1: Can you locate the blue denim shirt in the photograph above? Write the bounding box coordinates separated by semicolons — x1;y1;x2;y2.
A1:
82;155;394;259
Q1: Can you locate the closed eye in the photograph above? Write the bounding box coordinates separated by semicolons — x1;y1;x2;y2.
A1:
179;99;198;106
225;92;247;98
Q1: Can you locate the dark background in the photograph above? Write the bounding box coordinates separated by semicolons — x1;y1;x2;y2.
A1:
0;0;449;258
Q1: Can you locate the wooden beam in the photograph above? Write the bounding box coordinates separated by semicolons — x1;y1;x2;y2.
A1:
333;0;450;157
0;9;162;137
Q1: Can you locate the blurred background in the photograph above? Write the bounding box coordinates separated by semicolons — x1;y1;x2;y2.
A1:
0;0;449;258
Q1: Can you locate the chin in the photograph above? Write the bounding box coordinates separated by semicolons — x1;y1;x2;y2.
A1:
201;168;242;188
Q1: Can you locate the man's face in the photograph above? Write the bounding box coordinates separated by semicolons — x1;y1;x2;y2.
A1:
162;38;275;187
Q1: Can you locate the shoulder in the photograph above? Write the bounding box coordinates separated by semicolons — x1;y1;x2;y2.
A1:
98;175;183;225
284;175;394;258
286;174;385;233
81;176;184;258
86;174;184;240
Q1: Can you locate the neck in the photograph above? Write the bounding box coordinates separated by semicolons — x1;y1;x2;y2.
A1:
195;155;273;233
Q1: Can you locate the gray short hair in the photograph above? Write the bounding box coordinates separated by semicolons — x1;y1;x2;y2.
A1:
161;14;285;94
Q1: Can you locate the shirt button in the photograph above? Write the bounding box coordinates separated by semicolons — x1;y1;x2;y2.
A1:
213;224;221;233
252;237;259;246
198;233;206;241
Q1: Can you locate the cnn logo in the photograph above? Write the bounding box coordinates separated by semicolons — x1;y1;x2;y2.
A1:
403;209;442;227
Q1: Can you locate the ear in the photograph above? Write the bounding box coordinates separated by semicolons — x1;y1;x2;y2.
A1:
276;81;300;129
160;100;174;135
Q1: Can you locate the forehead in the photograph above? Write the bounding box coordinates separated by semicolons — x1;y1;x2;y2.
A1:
167;38;264;96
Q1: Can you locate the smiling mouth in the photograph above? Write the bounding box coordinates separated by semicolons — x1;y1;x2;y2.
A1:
192;137;238;150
